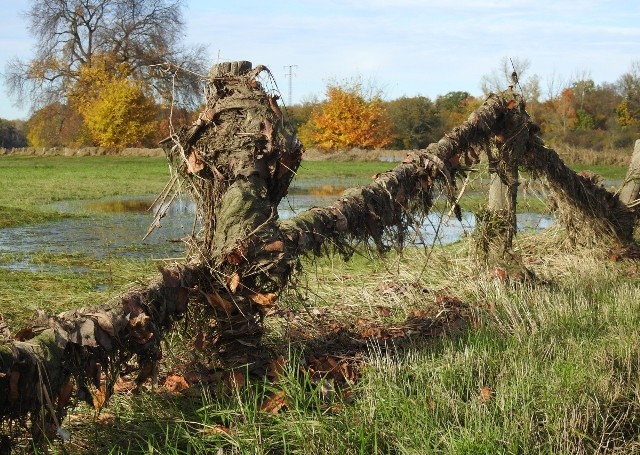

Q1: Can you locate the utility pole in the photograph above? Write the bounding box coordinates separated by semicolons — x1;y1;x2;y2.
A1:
284;64;298;106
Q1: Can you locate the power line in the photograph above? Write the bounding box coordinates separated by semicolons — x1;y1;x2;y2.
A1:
283;64;298;106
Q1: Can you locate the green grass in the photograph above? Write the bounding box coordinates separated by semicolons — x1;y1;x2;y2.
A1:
0;156;169;227
1;154;638;453
24;241;640;454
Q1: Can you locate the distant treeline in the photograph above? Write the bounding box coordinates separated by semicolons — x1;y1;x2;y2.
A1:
2;65;639;155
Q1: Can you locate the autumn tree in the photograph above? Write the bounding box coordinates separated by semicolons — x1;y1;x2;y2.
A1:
4;0;205;114
82;77;157;147
436;91;481;131
26;103;89;147
385;96;442;149
617;61;640;123
299;79;393;150
66;55;156;146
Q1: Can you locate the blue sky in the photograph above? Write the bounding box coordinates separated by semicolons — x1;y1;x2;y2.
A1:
1;0;639;120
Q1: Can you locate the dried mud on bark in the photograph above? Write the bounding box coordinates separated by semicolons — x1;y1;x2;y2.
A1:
1;60;638;448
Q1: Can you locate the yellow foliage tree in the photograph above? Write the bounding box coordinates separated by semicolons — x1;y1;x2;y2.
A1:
300;80;392;150
82;78;156;147
68;56;157;147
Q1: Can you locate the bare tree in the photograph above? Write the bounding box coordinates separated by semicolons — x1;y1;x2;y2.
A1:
480;56;531;94
4;0;206;111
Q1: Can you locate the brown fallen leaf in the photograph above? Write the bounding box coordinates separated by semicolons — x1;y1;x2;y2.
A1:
266;355;287;381
113;376;136;393
164;374;190;393
228;273;241;294
204;292;234;315
489;267;508;281
222;371;246;393
57;378;74;409
260;390;288;414
264;240;285;252
128;313;154;344
479;386;494;403
376;306;392;317
92;384;107;411
249;292;277;307
186;149;205;174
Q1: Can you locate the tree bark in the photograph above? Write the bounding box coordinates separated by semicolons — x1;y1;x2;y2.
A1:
619;139;640;207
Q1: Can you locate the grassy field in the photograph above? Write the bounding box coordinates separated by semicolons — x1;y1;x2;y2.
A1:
0;155;638;453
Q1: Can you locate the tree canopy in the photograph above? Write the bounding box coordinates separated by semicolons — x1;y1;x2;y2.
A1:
299;79;393;150
4;0;205;111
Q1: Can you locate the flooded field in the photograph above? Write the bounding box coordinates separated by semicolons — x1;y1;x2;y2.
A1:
0;180;554;271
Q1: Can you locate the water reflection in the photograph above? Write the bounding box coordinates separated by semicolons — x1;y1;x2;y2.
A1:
0;189;555;272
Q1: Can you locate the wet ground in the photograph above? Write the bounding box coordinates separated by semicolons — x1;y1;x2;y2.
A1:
0;183;554;272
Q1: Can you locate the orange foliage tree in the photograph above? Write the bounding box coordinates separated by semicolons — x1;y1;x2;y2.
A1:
299;80;392;150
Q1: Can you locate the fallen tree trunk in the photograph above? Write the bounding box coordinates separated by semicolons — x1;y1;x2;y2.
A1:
619;139;640;207
523;134;636;243
1;63;637;445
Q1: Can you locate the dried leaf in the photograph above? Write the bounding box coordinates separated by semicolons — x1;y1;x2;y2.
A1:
226;251;244;265
204;292;234;315
264;240;285;252
249;292;277;307
361;326;384;339
92;384;107;411
186;149;205;174
113;377;136;393
177;287;189;312
260;390;288;413
194;331;207;351
266;356;287;381
228;273;241;294
128;313;154;344
57;378;74;409
223;371;245;393
507;99;517;110
164;374;190;393
158;266;181;287
479;386;494;403
9;371;20;402
489;267;508;281
376;306;392;317
13;327;34;341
